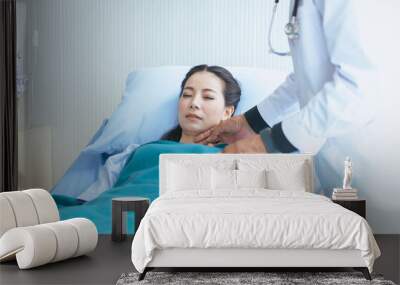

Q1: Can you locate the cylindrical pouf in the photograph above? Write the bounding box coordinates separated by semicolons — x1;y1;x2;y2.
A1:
64;218;98;257
24;189;59;224
0;218;98;269
0;189;59;238
42;221;79;262
0;196;17;237
0;226;57;269
0;191;39;228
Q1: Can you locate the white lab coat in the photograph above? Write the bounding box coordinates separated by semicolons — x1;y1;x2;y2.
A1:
258;0;377;153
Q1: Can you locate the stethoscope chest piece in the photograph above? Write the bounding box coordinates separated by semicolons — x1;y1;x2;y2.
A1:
284;18;299;40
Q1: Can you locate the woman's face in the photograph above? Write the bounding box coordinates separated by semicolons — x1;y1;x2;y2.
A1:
178;71;234;136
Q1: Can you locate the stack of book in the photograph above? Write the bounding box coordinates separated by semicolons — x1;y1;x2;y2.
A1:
332;188;358;200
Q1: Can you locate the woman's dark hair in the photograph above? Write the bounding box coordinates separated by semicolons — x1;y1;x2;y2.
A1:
161;64;241;141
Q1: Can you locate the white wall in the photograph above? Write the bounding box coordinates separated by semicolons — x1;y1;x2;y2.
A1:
18;0;400;233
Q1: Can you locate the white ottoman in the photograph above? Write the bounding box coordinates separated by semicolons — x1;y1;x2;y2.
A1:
0;189;98;269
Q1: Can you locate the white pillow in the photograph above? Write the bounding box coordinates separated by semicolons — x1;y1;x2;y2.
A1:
266;162;307;191
236;169;268;189
212;169;236;190
167;163;212;192
211;168;268;190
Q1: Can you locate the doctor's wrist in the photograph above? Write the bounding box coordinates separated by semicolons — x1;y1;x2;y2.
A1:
244;106;270;133
270;123;298;153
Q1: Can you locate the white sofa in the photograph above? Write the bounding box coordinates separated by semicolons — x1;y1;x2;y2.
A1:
0;189;98;269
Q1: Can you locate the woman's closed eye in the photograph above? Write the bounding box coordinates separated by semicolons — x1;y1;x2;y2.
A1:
203;95;215;100
182;93;214;100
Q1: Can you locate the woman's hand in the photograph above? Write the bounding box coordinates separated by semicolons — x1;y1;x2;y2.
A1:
194;115;255;145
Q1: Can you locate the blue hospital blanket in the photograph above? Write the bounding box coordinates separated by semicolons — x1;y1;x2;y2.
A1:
54;140;223;233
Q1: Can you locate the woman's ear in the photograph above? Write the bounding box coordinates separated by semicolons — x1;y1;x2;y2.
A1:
223;105;235;120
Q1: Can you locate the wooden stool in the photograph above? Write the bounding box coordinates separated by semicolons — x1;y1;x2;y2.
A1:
111;197;149;242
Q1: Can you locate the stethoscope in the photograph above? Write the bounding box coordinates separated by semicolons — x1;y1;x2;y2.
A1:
268;0;300;56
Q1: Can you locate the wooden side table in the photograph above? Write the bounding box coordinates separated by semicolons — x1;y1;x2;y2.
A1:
112;197;150;242
332;199;366;219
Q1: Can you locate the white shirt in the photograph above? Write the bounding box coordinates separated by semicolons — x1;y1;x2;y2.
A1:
258;0;377;153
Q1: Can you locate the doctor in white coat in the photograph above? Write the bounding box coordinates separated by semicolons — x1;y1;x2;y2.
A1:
195;0;377;155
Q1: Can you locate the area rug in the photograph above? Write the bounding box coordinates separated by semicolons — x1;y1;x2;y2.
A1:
116;271;396;285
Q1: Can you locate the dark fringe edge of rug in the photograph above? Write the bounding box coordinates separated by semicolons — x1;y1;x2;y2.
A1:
116;271;397;285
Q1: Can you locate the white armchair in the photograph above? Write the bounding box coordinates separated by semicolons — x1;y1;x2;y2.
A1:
0;189;98;269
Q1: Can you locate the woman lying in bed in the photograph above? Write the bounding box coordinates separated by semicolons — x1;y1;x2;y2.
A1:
57;65;241;233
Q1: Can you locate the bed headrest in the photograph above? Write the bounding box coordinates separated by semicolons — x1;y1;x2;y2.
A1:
159;154;314;195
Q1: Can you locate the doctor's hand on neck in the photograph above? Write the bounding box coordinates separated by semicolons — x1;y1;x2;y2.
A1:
193;115;269;153
222;134;267;154
193;115;255;145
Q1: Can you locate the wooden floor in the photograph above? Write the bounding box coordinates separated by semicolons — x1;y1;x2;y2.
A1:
0;235;398;285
